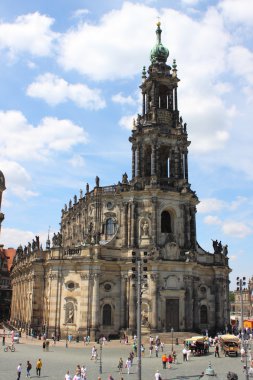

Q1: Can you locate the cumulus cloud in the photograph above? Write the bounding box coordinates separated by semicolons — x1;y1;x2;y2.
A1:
119;114;137;130
204;215;221;225
1;227;49;249
58;2;158;80
0;12;58;59
27;73;106;110
222;221;252;238
0;160;38;200
0;110;88;161
219;0;253;25
112;92;135;106
197;198;226;213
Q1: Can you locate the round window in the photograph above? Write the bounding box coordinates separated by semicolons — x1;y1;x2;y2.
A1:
104;283;112;292
67;282;75;290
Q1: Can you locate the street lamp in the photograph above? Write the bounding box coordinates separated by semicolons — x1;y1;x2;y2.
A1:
99;337;103;374
237;277;247;331
171;327;174;352
132;251;148;380
65;327;69;348
242;332;250;380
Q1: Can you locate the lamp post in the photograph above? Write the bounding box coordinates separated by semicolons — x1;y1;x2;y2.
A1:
236;277;246;331
99;337;103;374
65;327;68;348
242;332;250;380
132;251;148;380
171;327;174;352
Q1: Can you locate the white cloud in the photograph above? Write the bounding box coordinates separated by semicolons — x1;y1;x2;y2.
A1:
0;110;88;161
58;2;158;80
112;92;135;106
27;73;106;110
119;114;137;130
197;198;226;213
222;221;252;238
219;0;253;25
181;0;200;5
230;196;247;211
0;12;58;59
72;9;90;19
227;46;253;85
1;227;49;249
204;215;221;225
0;160;38;200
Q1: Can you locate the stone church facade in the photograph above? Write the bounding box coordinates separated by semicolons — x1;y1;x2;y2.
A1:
10;23;231;339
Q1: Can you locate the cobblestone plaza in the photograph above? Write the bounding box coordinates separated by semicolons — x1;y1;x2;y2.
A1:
0;336;250;380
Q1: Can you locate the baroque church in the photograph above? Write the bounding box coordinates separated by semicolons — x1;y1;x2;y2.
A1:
10;23;231;339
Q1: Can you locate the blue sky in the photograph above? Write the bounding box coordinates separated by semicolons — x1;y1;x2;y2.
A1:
0;0;253;289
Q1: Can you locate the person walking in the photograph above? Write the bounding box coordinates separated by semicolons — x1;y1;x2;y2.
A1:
161;353;167;369
81;365;87;379
182;347;187;361
36;358;42;376
17;363;22;380
65;370;72;380
215;343;220;358
149;344;153;357
154;369;162;380
26;360;32;377
125;357;132;375
155;344;159;357
118;357;123;374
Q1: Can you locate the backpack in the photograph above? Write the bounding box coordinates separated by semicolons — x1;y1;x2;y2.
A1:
28;363;32;370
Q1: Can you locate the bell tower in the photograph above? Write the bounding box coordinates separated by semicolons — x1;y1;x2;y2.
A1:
130;22;190;191
0;170;6;237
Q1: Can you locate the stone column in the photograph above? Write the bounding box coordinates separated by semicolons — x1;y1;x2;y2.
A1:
142;93;145;116
132;146;136;179
127;203;131;247
128;276;136;332
174;87;178;111
130;202;135;247
150;273;158;331
120;274;128;328
151;144;156;176
123;203;128;247
151;197;157;246
90;273;100;341
184;150;188;180
136;145;140;177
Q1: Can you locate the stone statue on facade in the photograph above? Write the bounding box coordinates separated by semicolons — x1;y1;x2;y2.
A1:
141;220;149;237
52;232;62;247
74;195;77;204
69;199;72;209
95;176;100;187
122;172;128;184
66;303;74;324
80;189;83;199
86;183;89;193
27;242;31;254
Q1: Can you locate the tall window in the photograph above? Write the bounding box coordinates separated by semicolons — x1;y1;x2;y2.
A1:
200;305;208;324
103;304;112;326
105;218;115;236
161;211;172;233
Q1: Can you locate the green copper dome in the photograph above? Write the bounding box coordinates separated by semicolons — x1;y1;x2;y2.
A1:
150;22;169;64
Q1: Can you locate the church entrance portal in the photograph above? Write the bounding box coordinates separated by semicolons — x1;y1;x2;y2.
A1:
166;299;179;331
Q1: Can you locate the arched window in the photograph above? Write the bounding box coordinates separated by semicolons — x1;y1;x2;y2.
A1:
105;218;115;236
200;305;208;324
103;304;112;326
161;211;172;233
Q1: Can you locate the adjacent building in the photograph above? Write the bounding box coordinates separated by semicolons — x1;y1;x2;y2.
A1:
10;23;231;339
